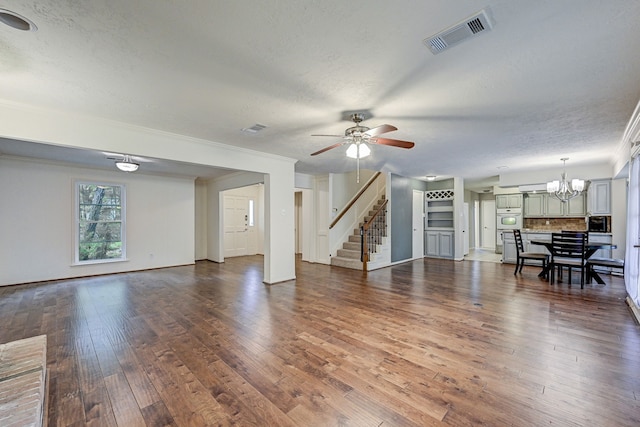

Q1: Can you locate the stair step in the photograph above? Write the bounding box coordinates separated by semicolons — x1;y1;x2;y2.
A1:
337;248;360;259
331;256;363;270
343;241;360;251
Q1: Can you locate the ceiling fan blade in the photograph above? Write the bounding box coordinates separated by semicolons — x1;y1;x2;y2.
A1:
373;138;415;149
310;142;345;156
311;134;345;137
364;124;397;137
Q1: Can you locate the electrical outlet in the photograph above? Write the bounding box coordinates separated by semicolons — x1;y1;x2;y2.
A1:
545;220;550;225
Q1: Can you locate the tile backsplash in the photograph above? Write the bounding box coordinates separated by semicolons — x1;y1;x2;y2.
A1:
523;217;588;231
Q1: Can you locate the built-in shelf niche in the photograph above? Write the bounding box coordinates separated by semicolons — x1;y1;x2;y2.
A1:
425;189;454;229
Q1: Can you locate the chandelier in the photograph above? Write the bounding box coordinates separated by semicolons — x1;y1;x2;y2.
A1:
546;158;584;202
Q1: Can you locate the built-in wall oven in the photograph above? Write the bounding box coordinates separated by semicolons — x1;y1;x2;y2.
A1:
496;208;523;230
496;208;522;254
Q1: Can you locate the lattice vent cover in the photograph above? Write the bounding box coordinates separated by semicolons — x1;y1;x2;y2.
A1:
425;190;454;200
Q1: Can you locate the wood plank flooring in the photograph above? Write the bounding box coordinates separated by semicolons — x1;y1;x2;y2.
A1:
0;256;639;426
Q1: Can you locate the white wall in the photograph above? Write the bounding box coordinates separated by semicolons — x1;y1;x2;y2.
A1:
314;176;330;264
499;162;613;187
330;169;377;214
0;157;195;286
195;179;208;260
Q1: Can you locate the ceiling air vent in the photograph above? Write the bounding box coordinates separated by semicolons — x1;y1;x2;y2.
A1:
241;123;267;134
423;8;493;55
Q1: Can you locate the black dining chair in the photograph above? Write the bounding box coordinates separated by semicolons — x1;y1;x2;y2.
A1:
513;230;549;277
549;232;588;288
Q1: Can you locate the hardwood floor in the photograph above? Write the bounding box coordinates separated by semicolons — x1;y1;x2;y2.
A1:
1;256;638;426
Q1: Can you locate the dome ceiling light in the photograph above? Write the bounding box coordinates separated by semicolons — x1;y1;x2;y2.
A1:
0;9;38;31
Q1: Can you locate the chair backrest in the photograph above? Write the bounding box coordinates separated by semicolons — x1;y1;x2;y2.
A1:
513;229;525;254
551;232;587;260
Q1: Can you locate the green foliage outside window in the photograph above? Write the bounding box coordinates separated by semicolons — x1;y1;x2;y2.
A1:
77;183;124;261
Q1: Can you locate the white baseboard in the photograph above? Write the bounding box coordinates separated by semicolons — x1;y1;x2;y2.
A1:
626;296;640;324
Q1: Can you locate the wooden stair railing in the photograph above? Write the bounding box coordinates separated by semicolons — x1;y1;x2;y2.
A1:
329;172;382;230
361;199;388;271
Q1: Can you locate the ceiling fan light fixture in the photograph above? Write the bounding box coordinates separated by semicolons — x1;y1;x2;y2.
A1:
346;143;371;159
115;155;139;172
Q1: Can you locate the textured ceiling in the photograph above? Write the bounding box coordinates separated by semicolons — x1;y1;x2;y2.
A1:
1;0;639;190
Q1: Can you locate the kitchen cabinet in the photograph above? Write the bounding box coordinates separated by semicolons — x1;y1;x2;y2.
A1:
525;233;551;255
523;192;586;217
496;194;523;209
545;195;564;216
523;194;545;217
501;231;517;263
426;231;454;258
588;180;611;215
502;231;550;264
565;192;587;216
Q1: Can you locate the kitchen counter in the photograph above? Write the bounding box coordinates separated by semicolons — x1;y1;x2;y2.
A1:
518;229;611;235
501;230;613;263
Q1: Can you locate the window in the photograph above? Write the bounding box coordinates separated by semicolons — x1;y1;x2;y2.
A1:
248;199;255;227
75;182;126;263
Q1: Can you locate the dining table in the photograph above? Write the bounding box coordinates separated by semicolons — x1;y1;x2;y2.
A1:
529;239;617;285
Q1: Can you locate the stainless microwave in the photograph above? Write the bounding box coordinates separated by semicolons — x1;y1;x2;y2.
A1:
588;216;608;232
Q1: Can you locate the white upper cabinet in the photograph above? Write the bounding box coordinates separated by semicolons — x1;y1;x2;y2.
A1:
496;194;522;209
588;180;611;215
523;192;586;217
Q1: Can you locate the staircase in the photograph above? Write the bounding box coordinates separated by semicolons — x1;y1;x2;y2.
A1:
331;196;389;270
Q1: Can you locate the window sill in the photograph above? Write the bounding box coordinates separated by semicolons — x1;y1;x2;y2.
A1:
71;258;129;267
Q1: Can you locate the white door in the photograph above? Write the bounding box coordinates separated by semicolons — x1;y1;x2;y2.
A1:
224;195;249;258
481;199;496;250
412;190;424;258
463;202;470;255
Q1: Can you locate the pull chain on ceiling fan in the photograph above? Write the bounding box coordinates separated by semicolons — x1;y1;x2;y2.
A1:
310;113;415;182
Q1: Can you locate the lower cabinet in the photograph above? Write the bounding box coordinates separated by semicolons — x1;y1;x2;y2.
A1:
502;232;550;264
589;233;612;258
502;232;517;263
425;230;454;258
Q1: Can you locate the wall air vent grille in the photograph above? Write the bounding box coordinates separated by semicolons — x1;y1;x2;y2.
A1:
423;8;493;55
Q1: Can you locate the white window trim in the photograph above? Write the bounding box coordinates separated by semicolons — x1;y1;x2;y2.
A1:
73;181;127;265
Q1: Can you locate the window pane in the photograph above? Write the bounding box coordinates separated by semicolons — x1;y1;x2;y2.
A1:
249;199;254;226
79;222;122;243
79;241;122;261
76;182;125;263
79;205;121;221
